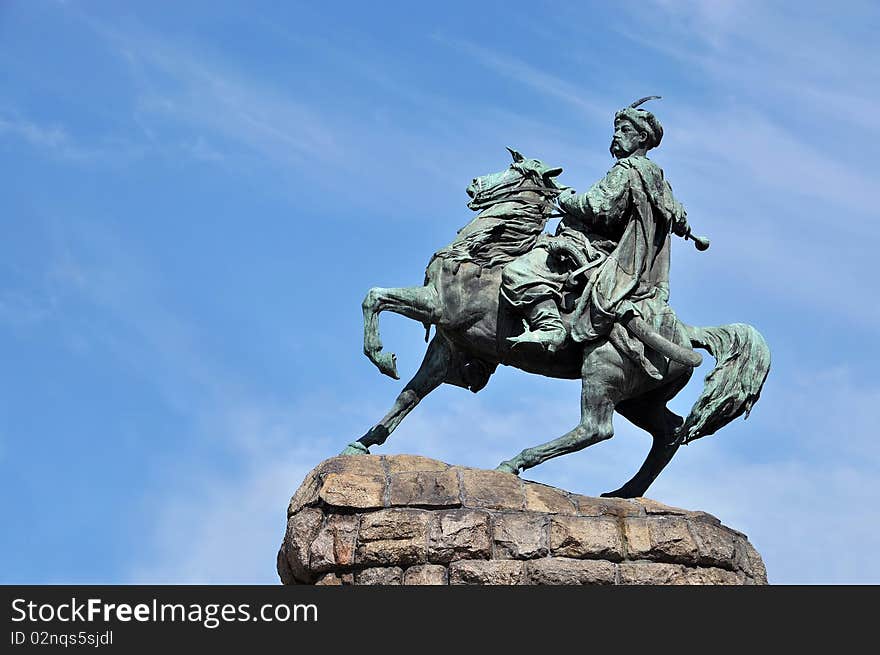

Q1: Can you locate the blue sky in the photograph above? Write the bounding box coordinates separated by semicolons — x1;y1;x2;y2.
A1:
1;0;877;584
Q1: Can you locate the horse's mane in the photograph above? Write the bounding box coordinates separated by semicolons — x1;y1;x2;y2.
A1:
432;208;546;269
432;177;560;272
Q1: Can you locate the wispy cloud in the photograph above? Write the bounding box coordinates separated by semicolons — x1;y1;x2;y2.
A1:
0;114;70;150
0;107;227;168
433;34;608;119
667;106;878;221
0;112;120;162
95;24;342;169
624;1;880;136
1;15;345;174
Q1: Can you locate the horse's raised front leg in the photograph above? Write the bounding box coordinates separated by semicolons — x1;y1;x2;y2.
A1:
602;399;683;498
342;335;451;455
363;285;439;379
496;344;623;474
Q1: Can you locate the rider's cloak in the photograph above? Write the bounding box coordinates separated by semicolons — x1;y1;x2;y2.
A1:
558;154;688;343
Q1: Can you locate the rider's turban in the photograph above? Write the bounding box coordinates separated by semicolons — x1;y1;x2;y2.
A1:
615;96;664;149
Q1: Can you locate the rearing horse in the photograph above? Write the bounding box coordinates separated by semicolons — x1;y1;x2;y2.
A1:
343;149;770;498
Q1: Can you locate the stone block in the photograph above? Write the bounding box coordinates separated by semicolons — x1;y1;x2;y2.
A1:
385;454;449;474
689;511;722;526
403;564;448;585
283;507;323;583
622;517;652;559
308;514;359;572
356;539;426;567
288;468;322;516
573;495;641;518
459;467;524;511
493;513;547;559
354;567;403;585
289;456;383;515
450;560;524;585
359;508;429;541
318;472;386;509
389;469;461;508
647;516;699;564
427;509;492;563
355;509;428;567
523;483;576;515
623;516;698;564
549;516;624;561
689;520;738;568
332;455;385;477
619;562;686;585
619;562;741;585
734;537;768;584
314;572;353;585
524;558;616;585
685;567;742;585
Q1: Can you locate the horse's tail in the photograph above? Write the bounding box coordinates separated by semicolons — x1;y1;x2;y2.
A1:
679;323;771;444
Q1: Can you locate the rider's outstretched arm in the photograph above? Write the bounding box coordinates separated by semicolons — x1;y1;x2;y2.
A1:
557;164;630;232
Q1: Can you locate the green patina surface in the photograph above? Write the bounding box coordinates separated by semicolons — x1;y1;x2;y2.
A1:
343;99;770;499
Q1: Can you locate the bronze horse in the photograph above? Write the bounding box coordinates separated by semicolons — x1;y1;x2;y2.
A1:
343;150;770;497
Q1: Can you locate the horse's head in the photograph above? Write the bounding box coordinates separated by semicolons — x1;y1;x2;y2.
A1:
466;147;563;210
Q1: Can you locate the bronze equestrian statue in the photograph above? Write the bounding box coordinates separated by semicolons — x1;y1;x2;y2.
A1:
343;98;770;498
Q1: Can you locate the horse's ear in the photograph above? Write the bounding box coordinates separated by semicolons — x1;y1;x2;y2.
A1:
506;147;525;163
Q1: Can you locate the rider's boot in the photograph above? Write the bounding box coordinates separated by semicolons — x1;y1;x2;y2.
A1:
507;299;567;353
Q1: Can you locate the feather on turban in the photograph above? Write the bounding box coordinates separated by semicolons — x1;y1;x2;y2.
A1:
614;96;664;150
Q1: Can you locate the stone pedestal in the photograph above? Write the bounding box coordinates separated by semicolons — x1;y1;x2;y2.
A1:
277;455;767;585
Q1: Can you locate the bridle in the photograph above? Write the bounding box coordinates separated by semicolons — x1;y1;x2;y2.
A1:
468;166;563;217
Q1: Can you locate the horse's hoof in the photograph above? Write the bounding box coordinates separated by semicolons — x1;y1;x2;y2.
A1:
340;442;370;455
600;488;636;499
495;461;520;475
375;352;400;380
